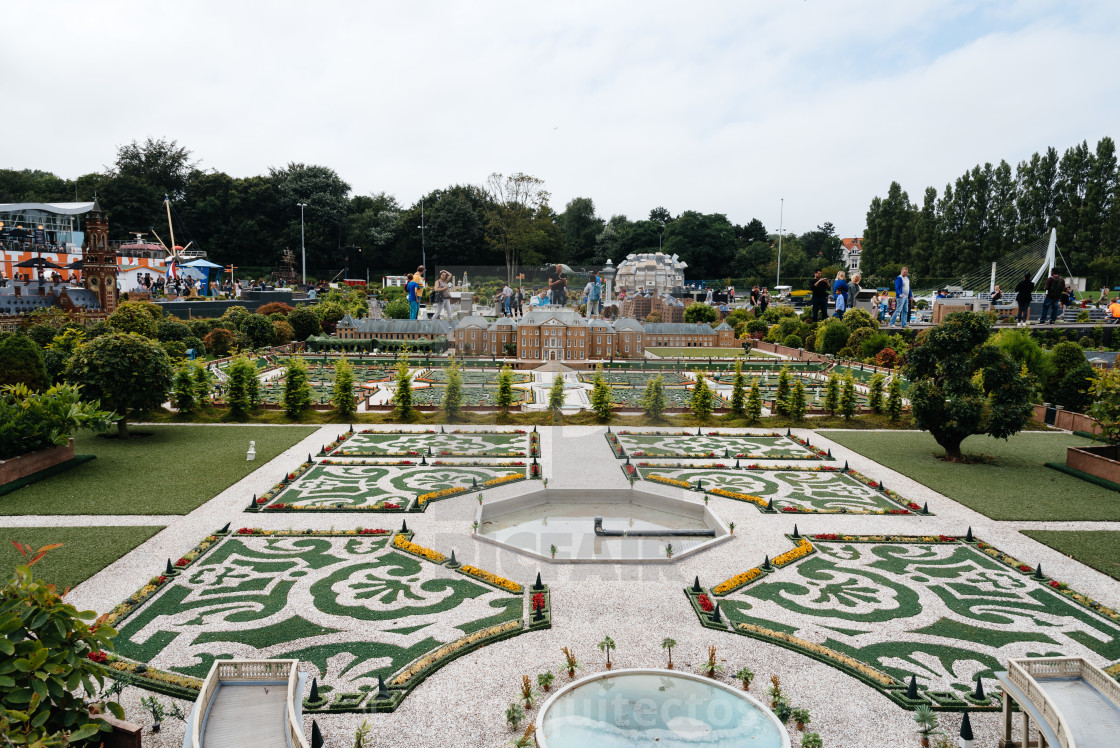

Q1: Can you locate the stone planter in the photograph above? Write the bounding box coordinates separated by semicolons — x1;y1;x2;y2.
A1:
1066;444;1120;484
0;440;75;486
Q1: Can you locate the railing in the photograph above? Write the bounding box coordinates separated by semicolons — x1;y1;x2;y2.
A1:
189;659;308;748
1007;657;1082;747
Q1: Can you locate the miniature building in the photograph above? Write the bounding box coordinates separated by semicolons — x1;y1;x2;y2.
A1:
614;252;688;296
335;314;451;342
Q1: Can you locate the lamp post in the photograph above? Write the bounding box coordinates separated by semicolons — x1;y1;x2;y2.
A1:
296;203;307;286
418;198;426;270
776;198;784;288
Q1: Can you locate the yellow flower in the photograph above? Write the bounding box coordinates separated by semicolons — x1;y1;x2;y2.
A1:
709;488;768;508
458;564;522;593
393;534;447;563
713;567;764;595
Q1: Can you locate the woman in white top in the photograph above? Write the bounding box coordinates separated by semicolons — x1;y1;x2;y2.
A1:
432;271;453;320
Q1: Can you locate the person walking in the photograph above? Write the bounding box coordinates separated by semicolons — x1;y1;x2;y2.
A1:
1014;273;1034;325
705;286;714;304
548;264;567;306
847;273;861;313
585;273;603;318
832;271;849;318
405;272;420;320
432;270;453;320
1042;269;1064;324
888;267;913;327
514;286;524;317
501;282;513;317
810;270;830;322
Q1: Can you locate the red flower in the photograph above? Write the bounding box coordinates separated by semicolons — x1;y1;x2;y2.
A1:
813;533;839;540
888;509;910;514
781;506;800;512
174;558;188;567
86;651;108;663
868;481;880;488
1049;580;1061;588
532;592;545;610
287;473;296;481
383;503;401;510
237;528;255;535
697;594;714;612
1019;564;1032;572
156;575;167;584
907;502;921;510
937;535;956;543
358;528;389;535
256;496;268;504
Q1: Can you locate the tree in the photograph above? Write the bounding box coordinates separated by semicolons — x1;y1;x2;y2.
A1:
333;357;356;419
597;635;616;668
886;378;903;421
281;357;311;418
729;359;746;416
65;333;172;438
840;374;857;420
287;306;321;340
548;373;565;416
662;211;737;280
590;366;612;422
746;378;763;423
225;357;258;419
816;320;851;355
496;365;514;411
691;374;713;421
0;332;48;390
906;312;1034;458
773;367;792;417
641;375;667;420
683;303;718;324
444;359;463;420
868;372;885;414
172;365;197;413
560;197;604;264
383;298;410;320
787;380;807;422
107;301;158;338
272;320;295;345
484;172;554;283
113;137;196;199
240;314;275;350
824;373;841;415
1089;368;1120;445
192;363;213;406
203;328;234;357
393;359;413;420
1;550;124;746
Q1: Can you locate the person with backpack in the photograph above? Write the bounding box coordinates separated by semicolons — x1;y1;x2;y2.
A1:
1042;269;1064;324
584;273;603;318
1014;273;1034;326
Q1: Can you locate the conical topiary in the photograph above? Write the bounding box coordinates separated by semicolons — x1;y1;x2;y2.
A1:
692;576;702;593
960;710;974;740
965;526;974;542
311;720;323;748
906;675;918;699
792;524;800;539
973;676;985;700
533;572;543;591
309;677;319;702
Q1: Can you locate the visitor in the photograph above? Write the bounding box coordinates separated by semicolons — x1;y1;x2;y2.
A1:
1109;298;1120;323
514;286;524;317
432;270;453;320
847;273;861;313
548;264;567;306
405;273;420;320
705;286;714;304
585;273;602;318
832;271;849;318
1015;273;1033;325
990;285;1003;306
1098;287;1110;307
502;282;513;317
728;286;735;303
888;267;913;328
810;270;830;322
758;287;770;316
1042;269;1064;324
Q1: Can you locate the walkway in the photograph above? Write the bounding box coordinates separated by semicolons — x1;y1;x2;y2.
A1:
545;426;629;490
1038;679;1120;747
202;683;288;748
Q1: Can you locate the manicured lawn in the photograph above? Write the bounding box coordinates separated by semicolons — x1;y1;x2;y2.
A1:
0;525;163;591
647;347;772;358
1022;531;1120;582
0;425;318;515
820;431;1120;521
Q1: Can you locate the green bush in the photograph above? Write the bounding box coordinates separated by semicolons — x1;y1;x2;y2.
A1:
225;357;259;418
160;339;187;362
842;308;877;332
273;320;295;345
107;302;158;338
0;332;48;390
288;306;323;340
0;383;115;460
782;334;804;349
220;305;251;329
384;298;411;320
860;332;892;360
203;327;235;357
815;319;851;355
64;332;172;438
240;314;276;349
684;303;719;324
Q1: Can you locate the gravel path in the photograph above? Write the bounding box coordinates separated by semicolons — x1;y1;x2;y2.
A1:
4;424;1106;748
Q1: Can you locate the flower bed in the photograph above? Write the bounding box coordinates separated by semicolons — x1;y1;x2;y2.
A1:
457;564;522;594
393;533;447;563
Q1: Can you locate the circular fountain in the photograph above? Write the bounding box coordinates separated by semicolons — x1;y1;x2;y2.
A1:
536;669;790;747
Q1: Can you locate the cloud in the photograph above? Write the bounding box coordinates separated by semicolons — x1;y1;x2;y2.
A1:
2;0;1117;239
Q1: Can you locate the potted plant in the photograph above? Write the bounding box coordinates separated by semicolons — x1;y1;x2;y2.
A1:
705;645;723;679
791;706;811;731
767;675;784;710
471;520;479;533
729;521;736;534
735;666;754;691
550;544;558;559
520;675;535;710
801;732;823;748
139;695;166;733
562;646;580;679
537;670;555;692
913;705;940;747
662;637;677;670
507;724;536;748
598;635;616;670
505;702;525;730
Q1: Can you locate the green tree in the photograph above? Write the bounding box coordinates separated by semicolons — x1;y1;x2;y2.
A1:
0;552;124;746
787;380;807;422
203;328;234;357
746;378;763;423
107;301;159;338
691;374;713;421
1089;368;1120;444
496;365;514;410
240;314;275;350
1053;361;1095;413
641;375;667;420
393;359;413;420
906;312;1034;458
332;357;356;419
886;377;904;421
0;384;115;460
662;210;738;280
590;365;612;422
287;306;321;340
548;373;565;415
225;357;258;419
484;172;555;282
816;320;851;356
113;136;196;198
729;359;746;416
560;196;604;264
172;365;196;413
192;363;213;406
773;367;792;417
840;374;857;420
283;357;313;418
383;298;410;320
868;372;885;414
444;359;463;420
683;303;719;324
0;332;48;390
824;373;841;415
65;333;172;438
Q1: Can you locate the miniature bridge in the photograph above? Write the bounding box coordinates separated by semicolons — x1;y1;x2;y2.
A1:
996;657;1120;748
185;659;308;748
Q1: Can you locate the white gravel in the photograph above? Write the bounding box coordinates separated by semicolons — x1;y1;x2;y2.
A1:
0;424;1102;748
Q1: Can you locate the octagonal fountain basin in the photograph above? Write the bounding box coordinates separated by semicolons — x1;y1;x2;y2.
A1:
476;488;729;563
536;669;791;748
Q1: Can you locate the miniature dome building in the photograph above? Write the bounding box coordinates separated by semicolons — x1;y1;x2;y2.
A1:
614;252;687;296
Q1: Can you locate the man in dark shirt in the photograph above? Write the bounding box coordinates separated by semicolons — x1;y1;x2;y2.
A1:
1042;269;1064;324
548;264;567;306
810;270;831;322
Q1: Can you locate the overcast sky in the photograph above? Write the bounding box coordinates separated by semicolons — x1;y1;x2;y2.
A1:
4;0;1118;238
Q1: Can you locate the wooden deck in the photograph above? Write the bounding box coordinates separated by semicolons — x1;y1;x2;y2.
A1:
202;683;289;748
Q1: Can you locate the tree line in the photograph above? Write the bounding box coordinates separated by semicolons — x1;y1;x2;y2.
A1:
1;138;853;284
862;137;1120;286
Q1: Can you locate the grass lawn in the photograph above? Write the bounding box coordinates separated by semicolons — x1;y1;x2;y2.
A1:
1;526;163;590
820;430;1120;521
1022;530;1120;582
647;347;773;358
0;425;318;516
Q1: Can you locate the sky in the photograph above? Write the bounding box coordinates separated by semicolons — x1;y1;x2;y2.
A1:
3;0;1119;238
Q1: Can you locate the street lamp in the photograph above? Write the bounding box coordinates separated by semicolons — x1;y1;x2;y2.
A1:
417;198;426;270
296;203;307;285
776;198;784;288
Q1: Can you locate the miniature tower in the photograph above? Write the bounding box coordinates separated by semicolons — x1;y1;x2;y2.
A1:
83;211;118;314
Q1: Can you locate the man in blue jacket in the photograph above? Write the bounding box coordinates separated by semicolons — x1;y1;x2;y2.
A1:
888;267;913;327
